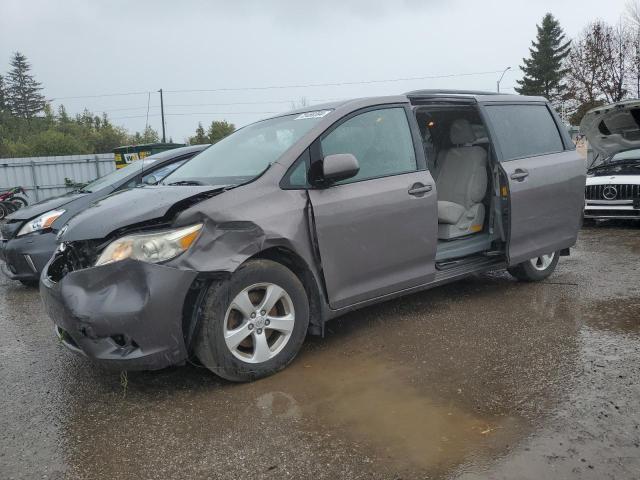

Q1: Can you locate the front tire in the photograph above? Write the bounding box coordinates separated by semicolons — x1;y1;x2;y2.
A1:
195;259;309;382
507;251;559;282
11;196;28;209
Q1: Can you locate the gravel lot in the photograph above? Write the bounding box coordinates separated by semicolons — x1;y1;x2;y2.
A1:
1;225;639;479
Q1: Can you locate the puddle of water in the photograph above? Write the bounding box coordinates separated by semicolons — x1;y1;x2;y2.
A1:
246;352;525;473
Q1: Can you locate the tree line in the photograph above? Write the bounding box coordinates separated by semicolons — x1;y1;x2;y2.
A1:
0;52;164;158
0;53;237;159
516;3;640;124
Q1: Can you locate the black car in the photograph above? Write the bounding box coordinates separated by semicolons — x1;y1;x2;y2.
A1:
0;145;209;286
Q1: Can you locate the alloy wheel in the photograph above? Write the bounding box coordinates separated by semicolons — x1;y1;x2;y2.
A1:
529;253;555;271
223;283;295;363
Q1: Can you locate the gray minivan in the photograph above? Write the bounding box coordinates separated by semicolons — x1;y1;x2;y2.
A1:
40;90;585;381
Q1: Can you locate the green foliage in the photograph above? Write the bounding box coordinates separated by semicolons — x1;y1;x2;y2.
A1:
5;52;46;118
130;125;160;145
516;13;571;103
188;120;235;145
0;75;7;113
64;177;86;189
188;122;208;145
0;105;160;158
207;120;235;144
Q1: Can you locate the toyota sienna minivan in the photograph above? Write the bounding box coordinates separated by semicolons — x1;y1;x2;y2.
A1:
40;90;585;382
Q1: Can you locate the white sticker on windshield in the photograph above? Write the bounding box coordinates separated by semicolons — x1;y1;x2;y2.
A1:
295;110;332;120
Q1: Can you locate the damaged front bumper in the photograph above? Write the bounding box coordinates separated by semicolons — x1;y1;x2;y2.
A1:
40;256;199;370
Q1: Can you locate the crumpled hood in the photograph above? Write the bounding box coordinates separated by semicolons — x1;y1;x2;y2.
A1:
7;192;86;221
59;185;226;242
581;99;640;160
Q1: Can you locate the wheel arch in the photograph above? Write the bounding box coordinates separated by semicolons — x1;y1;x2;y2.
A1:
248;246;326;336
183;244;327;352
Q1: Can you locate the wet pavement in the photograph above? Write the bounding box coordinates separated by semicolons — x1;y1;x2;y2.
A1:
1;225;639;479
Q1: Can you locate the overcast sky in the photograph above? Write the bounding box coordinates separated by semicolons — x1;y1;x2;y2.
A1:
0;0;631;142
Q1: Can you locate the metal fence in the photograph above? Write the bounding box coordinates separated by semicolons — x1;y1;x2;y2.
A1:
0;153;116;202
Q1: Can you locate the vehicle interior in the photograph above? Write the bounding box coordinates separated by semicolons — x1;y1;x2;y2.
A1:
414;105;507;264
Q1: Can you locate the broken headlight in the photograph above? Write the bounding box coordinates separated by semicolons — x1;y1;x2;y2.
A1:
95;224;202;267
17;209;66;237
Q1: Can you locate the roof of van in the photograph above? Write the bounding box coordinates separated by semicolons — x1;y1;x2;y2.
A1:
279;91;548;119
404;89;548;102
287;90;546;112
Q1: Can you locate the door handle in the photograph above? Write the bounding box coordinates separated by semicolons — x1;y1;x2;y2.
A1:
408;184;433;196
510;169;529;181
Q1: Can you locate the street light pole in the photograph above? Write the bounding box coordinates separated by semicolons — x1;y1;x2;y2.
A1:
497;66;511;93
158;88;166;143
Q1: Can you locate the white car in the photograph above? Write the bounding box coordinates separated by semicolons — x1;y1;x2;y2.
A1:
581;100;640;220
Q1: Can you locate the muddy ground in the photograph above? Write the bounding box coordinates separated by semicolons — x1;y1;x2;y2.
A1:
1;224;639;479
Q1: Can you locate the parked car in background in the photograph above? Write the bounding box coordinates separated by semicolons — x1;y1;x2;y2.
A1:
581;100;640;221
0;144;209;286
40;91;585;381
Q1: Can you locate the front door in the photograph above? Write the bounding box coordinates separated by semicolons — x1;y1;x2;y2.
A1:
308;106;438;309
483;103;586;264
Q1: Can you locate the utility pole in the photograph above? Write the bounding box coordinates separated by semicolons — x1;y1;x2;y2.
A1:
158;88;166;143
496;66;511;93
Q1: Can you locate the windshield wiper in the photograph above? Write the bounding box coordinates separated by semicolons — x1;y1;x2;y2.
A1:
167;180;205;186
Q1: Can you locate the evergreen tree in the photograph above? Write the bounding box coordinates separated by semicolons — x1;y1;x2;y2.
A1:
5;52;46;118
0;74;7;113
515;13;571;103
189;122;209;144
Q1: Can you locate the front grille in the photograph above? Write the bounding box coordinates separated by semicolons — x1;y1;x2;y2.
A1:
585;184;640;200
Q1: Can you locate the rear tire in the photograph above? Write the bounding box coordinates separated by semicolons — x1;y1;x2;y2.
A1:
0;203;7;220
195;259;309;382
507;251;559;282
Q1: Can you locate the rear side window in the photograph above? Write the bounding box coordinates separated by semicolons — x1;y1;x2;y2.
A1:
320;107;417;184
485;104;564;161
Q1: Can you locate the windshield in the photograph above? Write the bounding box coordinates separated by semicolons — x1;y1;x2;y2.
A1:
606;149;640;163
163;111;331;186
82;159;154;192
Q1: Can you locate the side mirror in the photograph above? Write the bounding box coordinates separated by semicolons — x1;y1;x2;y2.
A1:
143;175;157;185
322;153;359;183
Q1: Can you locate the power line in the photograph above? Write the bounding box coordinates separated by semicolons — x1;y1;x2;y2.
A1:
50;90;150;101
164;70;505;93
110;111;282;120
84;100;297;113
49;69;505;101
83;98;341;115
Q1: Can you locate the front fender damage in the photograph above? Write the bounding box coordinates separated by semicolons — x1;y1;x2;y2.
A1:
170;187;329;336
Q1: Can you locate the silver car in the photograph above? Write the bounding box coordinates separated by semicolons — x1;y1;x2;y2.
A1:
40;90;586;381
